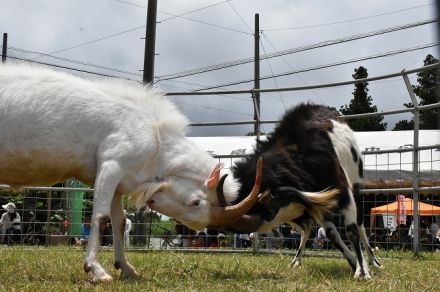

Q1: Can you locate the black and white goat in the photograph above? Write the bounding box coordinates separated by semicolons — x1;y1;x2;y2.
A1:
226;103;381;279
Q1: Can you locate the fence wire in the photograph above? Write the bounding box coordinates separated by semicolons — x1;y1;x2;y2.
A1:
0;64;439;258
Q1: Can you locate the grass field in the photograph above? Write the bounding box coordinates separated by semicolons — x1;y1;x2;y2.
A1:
0;247;439;291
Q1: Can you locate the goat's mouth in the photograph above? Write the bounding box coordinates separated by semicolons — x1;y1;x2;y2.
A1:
208;158;263;228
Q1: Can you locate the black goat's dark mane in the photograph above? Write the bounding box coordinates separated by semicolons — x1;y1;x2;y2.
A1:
231;103;343;221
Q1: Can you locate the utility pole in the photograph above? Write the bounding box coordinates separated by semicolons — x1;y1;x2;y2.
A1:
252;14;261;253
253;14;261;138
2;33;7;63
135;0;158;246
143;0;158;84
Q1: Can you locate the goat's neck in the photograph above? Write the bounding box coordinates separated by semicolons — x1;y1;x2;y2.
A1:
158;135;215;182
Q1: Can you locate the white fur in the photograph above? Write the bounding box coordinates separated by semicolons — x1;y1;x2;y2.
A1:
0;64;228;281
328;120;362;184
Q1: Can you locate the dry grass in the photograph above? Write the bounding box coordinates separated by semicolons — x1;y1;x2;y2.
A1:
0;246;439;291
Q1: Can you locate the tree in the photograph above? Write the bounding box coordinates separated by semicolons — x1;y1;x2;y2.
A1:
340;66;387;131
393;54;440;130
413;54;440;129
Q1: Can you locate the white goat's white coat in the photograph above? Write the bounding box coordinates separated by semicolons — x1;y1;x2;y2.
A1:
0;64;238;282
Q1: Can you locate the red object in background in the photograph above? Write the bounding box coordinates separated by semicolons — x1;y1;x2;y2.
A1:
397;195;407;225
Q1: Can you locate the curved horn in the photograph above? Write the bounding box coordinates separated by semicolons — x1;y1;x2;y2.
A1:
209;158;263;227
216;174;229;207
227;214;263;233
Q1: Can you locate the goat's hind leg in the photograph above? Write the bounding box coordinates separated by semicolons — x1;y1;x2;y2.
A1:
343;193;371;279
354;184;381;268
358;223;381;268
111;193;139;278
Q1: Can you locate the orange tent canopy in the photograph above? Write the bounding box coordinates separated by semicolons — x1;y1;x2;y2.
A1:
370;198;440;216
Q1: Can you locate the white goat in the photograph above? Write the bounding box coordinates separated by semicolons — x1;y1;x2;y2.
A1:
0;64;262;282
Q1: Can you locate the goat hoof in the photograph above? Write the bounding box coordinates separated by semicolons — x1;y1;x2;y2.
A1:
121;268;140;279
354;270;371;280
289;261;301;268
91;272;113;283
120;263;140;279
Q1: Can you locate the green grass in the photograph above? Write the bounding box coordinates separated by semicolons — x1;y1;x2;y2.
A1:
0;247;439;291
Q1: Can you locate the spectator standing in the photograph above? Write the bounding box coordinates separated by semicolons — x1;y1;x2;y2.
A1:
124;211;132;248
192;232;207;248
239;233;250;248
0;202;21;244
313;227;328;249
75;216;91;246
175;221;195;248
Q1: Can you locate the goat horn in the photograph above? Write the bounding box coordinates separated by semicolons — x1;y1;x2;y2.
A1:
216;174;229;207
209;158;262;227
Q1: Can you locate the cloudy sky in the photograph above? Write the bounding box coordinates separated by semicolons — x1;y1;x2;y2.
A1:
1;0;438;136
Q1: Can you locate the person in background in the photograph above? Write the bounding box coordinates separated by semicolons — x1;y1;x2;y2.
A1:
124;210;132;248
192;232;207;248
75;216;91;246
209;233;228;248
434;228;440;252
217;233;228;248
175;221;195;248
0;202;21;244
238;233;250;248
313;226;328;249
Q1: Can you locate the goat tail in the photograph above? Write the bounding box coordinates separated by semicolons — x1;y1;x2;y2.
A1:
301;188;339;225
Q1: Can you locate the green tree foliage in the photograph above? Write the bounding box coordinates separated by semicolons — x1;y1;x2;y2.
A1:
393;54;440;130
340;66;387;131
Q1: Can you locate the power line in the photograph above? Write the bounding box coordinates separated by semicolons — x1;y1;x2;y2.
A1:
113;0;251;35
158;10;251;35
6;55;138;80
38;0;248;58
155;19;437;82
226;0;253;33
159;0;231;22
113;0;145;9
190;43;438;91
160;79;250;102
261;32;325;105
34;25;146;59
259;40;288;110
9;47;143;77
265;2;435;31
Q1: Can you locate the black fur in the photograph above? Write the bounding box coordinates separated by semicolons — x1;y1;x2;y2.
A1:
350;144;358;162
358;159;364;179
232;103;345;220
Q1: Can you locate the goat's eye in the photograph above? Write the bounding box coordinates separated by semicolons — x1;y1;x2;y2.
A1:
188;199;201;207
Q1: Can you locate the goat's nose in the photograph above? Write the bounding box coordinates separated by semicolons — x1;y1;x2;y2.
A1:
147;199;155;206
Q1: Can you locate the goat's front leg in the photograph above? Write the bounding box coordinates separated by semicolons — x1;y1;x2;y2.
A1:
84;161;124;283
322;221;357;271
111;192;139;278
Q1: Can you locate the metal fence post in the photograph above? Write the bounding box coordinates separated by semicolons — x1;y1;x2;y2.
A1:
402;71;420;255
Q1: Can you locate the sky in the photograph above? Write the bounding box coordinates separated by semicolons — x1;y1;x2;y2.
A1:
0;0;438;136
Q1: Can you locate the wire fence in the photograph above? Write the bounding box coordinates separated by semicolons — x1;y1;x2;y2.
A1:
0;62;439;258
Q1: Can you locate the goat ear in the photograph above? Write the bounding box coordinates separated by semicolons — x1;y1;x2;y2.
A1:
206;163;224;190
150;181;170;195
